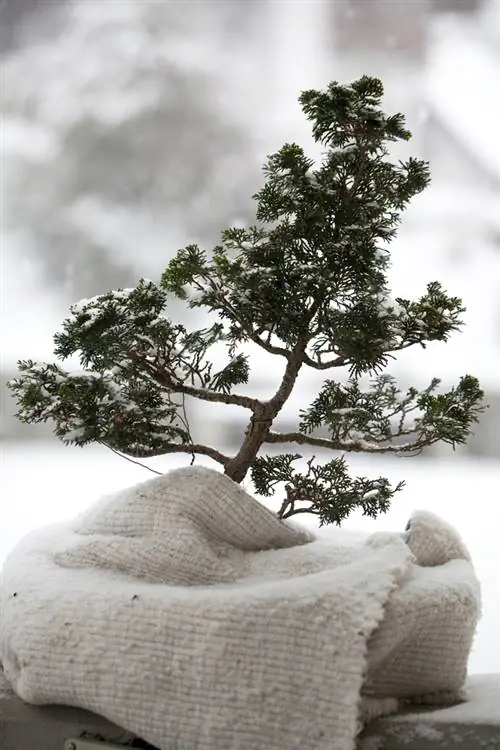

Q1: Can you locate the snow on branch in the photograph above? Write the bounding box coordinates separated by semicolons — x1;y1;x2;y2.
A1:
267;373;484;455
139;357;260;411
7;75;486;527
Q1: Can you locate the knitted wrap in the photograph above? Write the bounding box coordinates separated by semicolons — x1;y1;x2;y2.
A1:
0;466;481;750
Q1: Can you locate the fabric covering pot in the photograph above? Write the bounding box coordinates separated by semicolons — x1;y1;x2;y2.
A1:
0;466;481;750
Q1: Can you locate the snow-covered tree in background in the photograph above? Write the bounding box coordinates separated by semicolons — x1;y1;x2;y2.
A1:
10;77;485;525
1;1;266;300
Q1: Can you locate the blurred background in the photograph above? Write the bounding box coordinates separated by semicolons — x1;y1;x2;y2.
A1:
1;0;499;671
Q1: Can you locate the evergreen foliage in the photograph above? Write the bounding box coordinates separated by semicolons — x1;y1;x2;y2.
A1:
9;76;485;525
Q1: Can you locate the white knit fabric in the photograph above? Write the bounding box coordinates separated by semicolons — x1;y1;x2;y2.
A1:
0;466;481;750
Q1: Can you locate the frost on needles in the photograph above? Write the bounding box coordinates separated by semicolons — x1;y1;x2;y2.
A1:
9;76;485;527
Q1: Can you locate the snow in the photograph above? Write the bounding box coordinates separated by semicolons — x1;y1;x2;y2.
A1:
367;675;500;738
412;675;500;725
65;370;100;379
363;489;382;500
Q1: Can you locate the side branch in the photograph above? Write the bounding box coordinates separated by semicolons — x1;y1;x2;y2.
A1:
265;431;426;454
303;353;347;370
117;442;231;466
250;332;289;358
191;278;289;359
139;358;261;411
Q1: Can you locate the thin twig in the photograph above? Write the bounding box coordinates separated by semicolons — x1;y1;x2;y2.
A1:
303;352;347;370
102;443;163;475
180;392;196;466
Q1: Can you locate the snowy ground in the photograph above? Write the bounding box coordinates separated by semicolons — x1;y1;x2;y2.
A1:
1;441;498;675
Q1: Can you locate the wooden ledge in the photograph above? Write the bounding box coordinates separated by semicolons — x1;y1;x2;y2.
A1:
360;674;500;748
1;671;499;749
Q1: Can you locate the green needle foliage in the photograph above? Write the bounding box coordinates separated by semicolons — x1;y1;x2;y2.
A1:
9;76;485;526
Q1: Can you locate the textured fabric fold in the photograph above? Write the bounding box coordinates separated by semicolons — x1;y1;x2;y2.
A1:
0;466;481;750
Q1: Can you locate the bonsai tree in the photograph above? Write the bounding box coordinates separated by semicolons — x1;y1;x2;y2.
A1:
9;76;485;526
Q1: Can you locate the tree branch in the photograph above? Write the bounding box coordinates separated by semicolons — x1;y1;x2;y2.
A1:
192;275;289;359
282;507;315;519
225;331;311;483
250;332;289;358
121;442;231;466
264;430;427;454
302;329;443;372
138;357;261;411
303;352;347;370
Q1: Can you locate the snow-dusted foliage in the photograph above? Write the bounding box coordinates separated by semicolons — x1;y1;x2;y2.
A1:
9;76;485;526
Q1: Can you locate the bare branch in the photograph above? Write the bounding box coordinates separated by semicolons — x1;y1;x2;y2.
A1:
264;430;427;454
123;441;231;466
303;352;347;370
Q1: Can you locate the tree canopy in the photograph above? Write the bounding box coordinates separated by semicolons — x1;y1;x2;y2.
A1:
9;76;485;525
